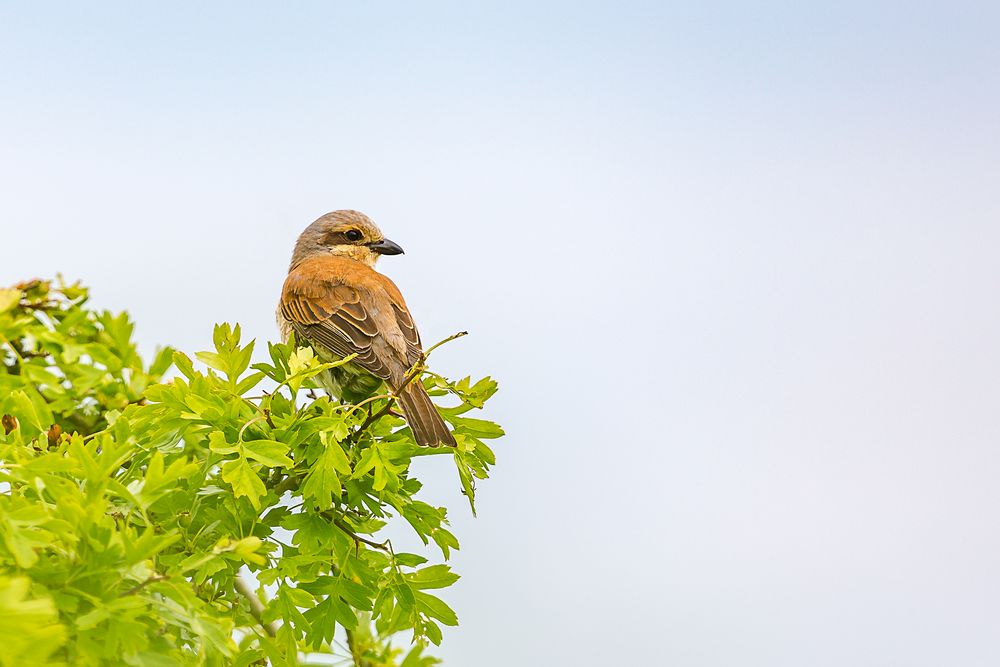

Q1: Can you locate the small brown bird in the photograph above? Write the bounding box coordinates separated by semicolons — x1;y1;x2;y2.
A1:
277;210;456;447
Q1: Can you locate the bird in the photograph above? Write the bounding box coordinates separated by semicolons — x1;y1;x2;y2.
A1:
277;210;456;447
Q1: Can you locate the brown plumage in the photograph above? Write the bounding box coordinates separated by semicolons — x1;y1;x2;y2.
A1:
278;210;456;447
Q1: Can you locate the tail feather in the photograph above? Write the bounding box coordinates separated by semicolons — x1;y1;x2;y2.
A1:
397;383;456;447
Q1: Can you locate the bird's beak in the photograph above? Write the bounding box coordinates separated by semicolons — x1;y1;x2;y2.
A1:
368;238;405;255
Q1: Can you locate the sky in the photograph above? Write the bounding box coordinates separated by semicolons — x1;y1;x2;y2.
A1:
2;1;1000;664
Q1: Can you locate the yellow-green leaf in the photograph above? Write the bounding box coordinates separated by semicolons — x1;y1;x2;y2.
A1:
221;457;266;510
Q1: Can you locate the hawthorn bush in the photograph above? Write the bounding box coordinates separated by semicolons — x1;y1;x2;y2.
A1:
0;279;501;666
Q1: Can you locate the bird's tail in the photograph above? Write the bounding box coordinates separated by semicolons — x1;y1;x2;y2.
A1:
397;382;456;447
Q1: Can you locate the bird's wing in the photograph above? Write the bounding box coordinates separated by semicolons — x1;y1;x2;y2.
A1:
377;274;423;367
280;258;422;383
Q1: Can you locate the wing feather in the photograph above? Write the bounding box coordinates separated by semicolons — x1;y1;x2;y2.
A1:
280;257;422;383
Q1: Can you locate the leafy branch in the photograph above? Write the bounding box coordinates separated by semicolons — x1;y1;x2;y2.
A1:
0;278;502;666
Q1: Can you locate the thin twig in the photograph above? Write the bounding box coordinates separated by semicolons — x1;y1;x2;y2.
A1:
120;574;168;597
237;415;265;442
330;516;391;553
273;473;302;496
396;330;468;395
353;401;395;438
0;335;25;363
235;572;279;637
423;330;468;358
345;627;373;667
340;393;393;417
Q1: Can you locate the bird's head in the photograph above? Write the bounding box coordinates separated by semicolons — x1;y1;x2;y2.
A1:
290;210;404;268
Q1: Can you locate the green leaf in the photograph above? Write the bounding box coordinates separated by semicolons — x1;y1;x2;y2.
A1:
405;565;460;590
400;644;441;667
148;346;175;377
352;446;378;479
320;432;352;474
453;450;478;516
194;351;227;374
236;371;266;394
0;288;22;313
415;591;459;626
395;553;429;568
171;351;197;380
242;440;294;468
0;576;67;664
208;431;240;455
446;414;505;439
301;597;338;648
373;448;391;491
393;580;415;611
121;527;181;565
301;438;350;508
285;346;357;392
221;457;266;510
4;389;51;435
354;443;404;493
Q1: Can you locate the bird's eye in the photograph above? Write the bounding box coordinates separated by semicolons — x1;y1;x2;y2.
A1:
345;229;363;242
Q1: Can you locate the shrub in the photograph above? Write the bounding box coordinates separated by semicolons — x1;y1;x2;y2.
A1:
0;278;501;666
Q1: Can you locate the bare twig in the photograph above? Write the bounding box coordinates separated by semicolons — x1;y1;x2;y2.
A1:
423;330;468;358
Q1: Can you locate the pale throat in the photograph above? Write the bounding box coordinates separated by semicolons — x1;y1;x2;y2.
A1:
330;245;379;267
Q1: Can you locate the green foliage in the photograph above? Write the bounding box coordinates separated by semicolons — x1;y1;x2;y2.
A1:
0;279;502;666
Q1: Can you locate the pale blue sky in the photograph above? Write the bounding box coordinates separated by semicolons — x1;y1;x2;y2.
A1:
3;2;1000;665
